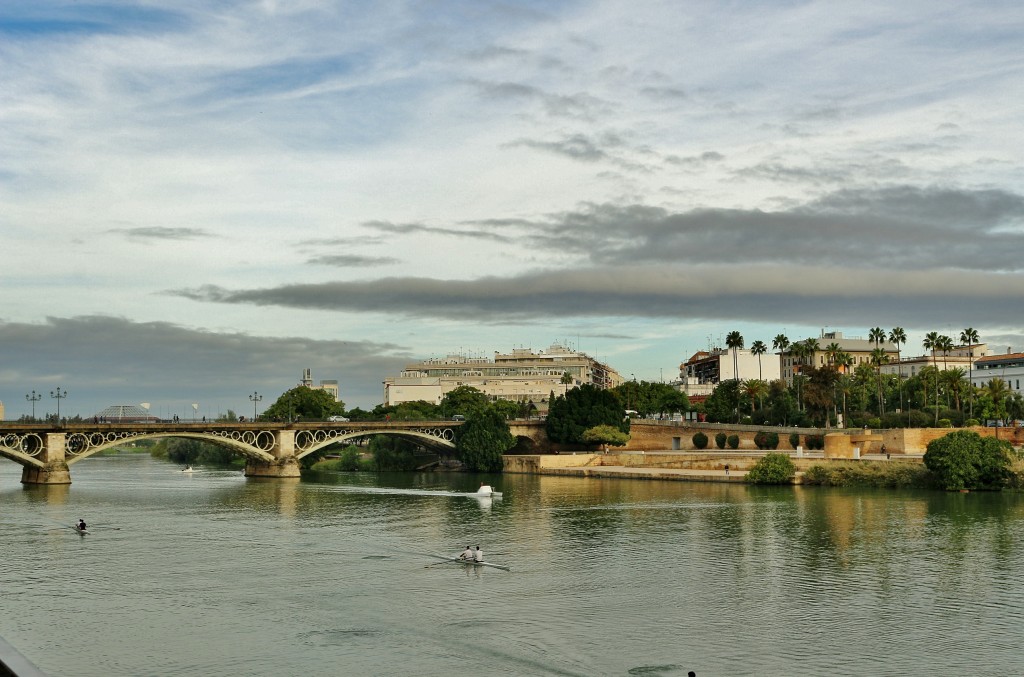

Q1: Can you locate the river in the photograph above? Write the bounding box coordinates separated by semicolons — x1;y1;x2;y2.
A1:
2;454;1024;676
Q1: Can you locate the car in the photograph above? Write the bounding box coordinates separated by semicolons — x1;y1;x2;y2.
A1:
327;415;350;422
451;414;466;421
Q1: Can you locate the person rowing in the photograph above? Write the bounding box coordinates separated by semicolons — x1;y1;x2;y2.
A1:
77;519;87;531
458;545;474;560
474;546;483;563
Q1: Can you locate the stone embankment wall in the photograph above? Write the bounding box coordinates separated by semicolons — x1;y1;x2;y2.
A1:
617;422;1024;456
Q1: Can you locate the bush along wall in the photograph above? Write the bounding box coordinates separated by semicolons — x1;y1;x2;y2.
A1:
692;432;709;449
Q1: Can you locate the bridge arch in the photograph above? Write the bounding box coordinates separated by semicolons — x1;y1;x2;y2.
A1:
0;433;46;469
292;427;456;459
63;431;277;465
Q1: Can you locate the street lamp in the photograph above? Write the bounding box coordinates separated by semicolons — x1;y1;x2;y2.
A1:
249;392;262;421
26;390;42;421
51;387;67;426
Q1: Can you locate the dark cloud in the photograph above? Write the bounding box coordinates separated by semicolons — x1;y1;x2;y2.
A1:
506;134;611;162
169;264;1024;330
502;186;1024;270
664;151;725;168
639;86;688;100
111;227;214;241
467;79;607;119
0;316;409;416
307;254;400;267
363;220;513;243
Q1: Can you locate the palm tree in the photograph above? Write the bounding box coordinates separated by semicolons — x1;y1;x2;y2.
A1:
824;342;842;367
750;340;767;381
937;335;954;409
773;334;790;390
941;368;967;412
960;327;980;419
987;378;1010;424
725;331;744;383
835;352;854;426
870;348;890;417
869;327;886;349
743;379;769;418
889;327;907;424
789;341;807;411
923;332;941;424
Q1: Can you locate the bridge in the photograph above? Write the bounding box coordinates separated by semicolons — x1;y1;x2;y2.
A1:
0;420;483;484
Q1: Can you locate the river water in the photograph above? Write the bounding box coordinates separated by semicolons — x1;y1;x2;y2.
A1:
2;455;1024;676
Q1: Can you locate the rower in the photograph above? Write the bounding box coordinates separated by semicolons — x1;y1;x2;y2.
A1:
77;519;87;531
459;545;473;560
474;546;483;562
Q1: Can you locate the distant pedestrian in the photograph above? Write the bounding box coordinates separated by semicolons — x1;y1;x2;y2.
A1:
724;464;730;476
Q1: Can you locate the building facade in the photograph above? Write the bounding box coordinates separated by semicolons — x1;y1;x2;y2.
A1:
971;350;1024;393
300;368;340;401
879;343;988;379
383;343;623;407
679;347;781;391
782;331;901;384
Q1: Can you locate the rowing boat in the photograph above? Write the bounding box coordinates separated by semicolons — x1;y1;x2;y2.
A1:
428;552;510;572
74;526;88;536
476;484;503;498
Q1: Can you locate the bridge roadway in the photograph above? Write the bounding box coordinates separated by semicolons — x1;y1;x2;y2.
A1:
0;420;484;485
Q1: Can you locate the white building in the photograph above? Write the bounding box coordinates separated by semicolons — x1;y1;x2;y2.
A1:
880;343;987;379
383;343;622;407
972;350;1024;393
680;347;781;388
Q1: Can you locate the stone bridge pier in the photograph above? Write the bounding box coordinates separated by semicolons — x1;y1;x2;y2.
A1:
21;433;72;485
244;429;301;479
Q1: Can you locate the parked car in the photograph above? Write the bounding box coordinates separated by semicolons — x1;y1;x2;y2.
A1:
327;415;350;422
451;414;466;421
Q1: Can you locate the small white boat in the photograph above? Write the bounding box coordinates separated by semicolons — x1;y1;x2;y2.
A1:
476;484;502;498
182;466;194;473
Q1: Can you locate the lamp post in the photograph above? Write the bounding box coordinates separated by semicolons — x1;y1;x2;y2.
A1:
26;390;42;421
51;387;67;426
249;392;262;421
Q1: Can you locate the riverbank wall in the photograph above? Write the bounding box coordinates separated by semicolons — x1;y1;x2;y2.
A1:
502;451;924;484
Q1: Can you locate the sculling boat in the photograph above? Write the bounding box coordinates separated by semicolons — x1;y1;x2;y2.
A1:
182;466;194;473
476;484;502;498
428;552;510;572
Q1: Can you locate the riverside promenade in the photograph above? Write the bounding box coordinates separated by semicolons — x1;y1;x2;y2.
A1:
503;450;921;484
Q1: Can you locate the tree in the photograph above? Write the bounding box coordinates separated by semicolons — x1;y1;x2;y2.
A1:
923;332;941;424
456;407;515;472
924;430;1012;491
440;386;490;419
726;331;744;383
581;425;631;448
703;380;741;423
985;378;1010;423
546;384;628;445
869;348;890;417
742;379;769;417
262;386;345;422
961;327;980;419
889;327;907;423
750;340;767;381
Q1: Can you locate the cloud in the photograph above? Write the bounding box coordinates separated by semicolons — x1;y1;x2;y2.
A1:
0;316;410;416
307;254;400;267
466;79;608;119
362;220;513;243
169;264;1024;330
110;227;215;242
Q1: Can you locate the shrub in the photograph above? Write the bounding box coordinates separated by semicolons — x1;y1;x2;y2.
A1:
692;432;708;449
754;431;780;450
765;432;780;450
924;430;1013;491
866;418;881;429
727;434;740;449
802;461;932;488
937;418;953;428
715;432;727;450
965;418;980;427
805;434;825;450
746;452;795;484
789;432;800;449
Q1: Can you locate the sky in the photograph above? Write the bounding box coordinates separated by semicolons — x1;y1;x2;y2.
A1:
2;0;1024;420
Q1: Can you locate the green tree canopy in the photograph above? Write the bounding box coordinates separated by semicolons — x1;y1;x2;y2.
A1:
581;425;631;447
924;429;1012;491
440;386;490;419
262;386;345;421
456;406;515;472
547;384;628;444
